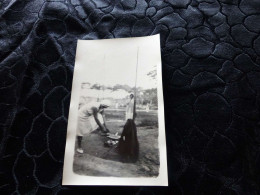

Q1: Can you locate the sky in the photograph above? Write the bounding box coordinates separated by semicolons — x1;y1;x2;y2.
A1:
75;35;160;90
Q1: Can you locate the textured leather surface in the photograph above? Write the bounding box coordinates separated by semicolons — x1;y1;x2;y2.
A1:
0;0;260;194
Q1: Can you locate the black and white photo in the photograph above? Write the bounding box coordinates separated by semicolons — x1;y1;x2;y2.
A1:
62;35;167;186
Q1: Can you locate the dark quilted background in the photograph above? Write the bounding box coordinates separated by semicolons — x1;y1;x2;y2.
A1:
0;0;260;194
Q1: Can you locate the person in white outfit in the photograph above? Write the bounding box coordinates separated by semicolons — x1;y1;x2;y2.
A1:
76;100;110;154
125;94;135;121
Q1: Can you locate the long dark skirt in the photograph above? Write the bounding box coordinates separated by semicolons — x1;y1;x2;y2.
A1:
118;119;139;163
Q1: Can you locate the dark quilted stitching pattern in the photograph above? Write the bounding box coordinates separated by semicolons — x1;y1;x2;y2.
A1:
0;0;260;194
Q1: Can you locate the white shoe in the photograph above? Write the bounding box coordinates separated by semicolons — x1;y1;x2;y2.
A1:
77;148;83;154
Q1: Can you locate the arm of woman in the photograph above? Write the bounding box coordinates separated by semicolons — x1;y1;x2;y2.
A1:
92;107;106;132
101;112;109;130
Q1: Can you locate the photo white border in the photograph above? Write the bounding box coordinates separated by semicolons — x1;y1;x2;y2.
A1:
62;34;168;186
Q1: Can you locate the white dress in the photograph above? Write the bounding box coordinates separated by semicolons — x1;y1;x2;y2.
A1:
76;102;103;136
125;98;134;121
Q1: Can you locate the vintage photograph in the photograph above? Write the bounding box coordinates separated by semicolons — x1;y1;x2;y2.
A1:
63;35;167;186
